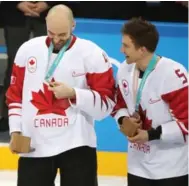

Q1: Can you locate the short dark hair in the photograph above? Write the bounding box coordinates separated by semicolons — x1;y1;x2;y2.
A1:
121;18;159;53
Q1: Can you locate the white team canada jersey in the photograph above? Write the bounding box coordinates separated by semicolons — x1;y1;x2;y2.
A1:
113;57;188;179
6;36;115;157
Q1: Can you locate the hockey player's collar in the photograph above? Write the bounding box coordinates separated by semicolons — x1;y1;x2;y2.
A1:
45;35;77;51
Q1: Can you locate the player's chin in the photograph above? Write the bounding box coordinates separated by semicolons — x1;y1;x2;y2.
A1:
126;59;134;64
54;45;61;50
125;56;133;64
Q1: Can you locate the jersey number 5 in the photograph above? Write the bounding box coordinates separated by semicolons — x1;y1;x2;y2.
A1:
175;69;187;84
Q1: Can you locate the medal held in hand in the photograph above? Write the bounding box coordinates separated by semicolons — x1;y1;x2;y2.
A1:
132;111;140;120
120;116;140;137
11;135;32;153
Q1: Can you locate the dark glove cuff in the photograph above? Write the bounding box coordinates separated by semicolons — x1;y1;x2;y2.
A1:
118;116;124;125
148;125;162;141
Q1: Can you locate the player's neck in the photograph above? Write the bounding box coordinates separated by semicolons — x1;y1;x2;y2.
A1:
136;53;155;71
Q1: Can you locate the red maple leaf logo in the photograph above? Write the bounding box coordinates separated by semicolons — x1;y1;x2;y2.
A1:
30;83;70;116
29;59;35;65
138;105;152;130
123;82;127;88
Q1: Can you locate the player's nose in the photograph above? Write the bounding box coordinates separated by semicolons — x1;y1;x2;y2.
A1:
53;36;61;44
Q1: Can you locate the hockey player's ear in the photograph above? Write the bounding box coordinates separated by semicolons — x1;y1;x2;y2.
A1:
140;46;147;57
72;21;76;32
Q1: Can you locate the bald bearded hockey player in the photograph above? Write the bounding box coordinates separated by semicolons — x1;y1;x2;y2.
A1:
112;18;188;186
6;5;115;186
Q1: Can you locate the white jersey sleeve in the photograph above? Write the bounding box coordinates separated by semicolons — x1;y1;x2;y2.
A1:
6;42;28;134
160;62;188;143
70;46;116;120
111;65;129;124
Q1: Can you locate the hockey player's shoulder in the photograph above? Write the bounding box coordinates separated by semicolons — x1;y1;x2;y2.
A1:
117;60;134;76
78;38;99;49
160;57;187;76
19;36;47;51
77;38;105;56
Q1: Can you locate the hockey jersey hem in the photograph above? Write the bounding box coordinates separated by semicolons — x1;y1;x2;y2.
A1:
19;138;96;158
128;168;188;180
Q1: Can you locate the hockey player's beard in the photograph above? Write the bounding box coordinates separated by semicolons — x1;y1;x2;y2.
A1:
53;40;67;51
53;37;71;51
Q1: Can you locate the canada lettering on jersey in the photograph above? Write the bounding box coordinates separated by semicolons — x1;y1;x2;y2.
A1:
34;118;69;128
130;142;151;154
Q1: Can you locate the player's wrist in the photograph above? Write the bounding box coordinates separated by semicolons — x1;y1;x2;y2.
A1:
147;125;162;141
118;116;125;125
70;88;76;98
11;132;21;138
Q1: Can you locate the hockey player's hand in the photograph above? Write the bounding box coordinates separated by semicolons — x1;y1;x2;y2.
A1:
48;81;76;99
127;129;149;144
120;117;142;137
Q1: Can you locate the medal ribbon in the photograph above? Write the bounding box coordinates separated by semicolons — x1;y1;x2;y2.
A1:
134;54;158;112
45;39;71;82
